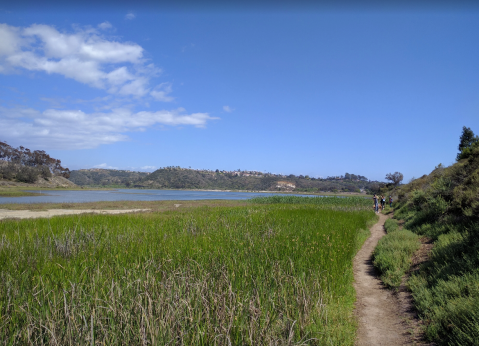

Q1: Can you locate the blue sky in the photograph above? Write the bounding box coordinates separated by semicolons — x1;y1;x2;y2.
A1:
1;2;478;181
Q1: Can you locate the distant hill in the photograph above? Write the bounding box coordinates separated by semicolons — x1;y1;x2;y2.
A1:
70;166;378;193
68;169;150;186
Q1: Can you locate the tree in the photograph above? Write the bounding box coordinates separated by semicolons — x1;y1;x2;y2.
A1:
457;126;479;161
385;172;403;186
0;141;70;177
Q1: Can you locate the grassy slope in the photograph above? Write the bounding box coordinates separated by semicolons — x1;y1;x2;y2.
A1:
372;218;420;288
0;197;375;345
374;147;479;345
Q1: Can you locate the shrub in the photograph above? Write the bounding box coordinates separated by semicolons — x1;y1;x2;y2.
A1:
39;165;52;179
0;162;16;180
16;166;39;183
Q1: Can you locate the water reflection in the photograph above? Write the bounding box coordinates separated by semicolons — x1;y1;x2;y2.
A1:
0;189;314;204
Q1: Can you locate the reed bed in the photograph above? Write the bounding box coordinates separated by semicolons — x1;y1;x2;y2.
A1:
0;199;375;345
249;195;371;209
0;188;44;197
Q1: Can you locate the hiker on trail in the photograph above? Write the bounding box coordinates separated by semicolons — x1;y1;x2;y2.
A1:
381;195;386;209
373;194;379;212
389;196;393;207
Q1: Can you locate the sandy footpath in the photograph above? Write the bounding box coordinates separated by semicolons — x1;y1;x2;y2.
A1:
354;213;412;345
0;209;150;220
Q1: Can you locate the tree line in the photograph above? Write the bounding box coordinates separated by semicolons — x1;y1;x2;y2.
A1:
0;141;70;183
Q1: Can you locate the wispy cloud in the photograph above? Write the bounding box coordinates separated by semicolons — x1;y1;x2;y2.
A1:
93;163;118;169
181;43;195;53
98;21;112;30
223;105;234;113
0;106;218;149
140;165;156;171
0;23;219;150
150;83;174;102
125;12;136;20
40;97;68;108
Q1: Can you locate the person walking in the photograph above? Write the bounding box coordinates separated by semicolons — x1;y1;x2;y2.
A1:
389;196;393;207
381;195;386;209
373;194;379;212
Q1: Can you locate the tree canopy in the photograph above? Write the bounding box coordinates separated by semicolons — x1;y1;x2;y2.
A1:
0;141;70;178
457;126;479;161
385;172;403;186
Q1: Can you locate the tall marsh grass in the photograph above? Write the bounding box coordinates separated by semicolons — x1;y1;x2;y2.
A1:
250;195;371;209
0;200;375;345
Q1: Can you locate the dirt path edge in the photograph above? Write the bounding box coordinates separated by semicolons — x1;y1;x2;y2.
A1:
353;213;412;345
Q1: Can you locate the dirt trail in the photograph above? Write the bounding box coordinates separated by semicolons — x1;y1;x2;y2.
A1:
0;209;150;220
354;213;411;345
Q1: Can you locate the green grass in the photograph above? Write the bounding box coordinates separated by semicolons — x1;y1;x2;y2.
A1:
372;219;420;288
0;188;45;197
0;199;249;211
407;225;479;345
0;198;375;345
249;195;371;208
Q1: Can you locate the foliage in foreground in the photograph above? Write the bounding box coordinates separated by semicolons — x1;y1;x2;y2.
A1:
0;201;375;345
392;144;479;345
372;219;420;288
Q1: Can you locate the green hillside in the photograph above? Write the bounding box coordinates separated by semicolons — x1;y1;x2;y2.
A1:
68;169;150;186
70;166;378;193
376;126;479;345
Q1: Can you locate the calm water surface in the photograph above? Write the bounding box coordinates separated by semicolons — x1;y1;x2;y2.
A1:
0;189;313;204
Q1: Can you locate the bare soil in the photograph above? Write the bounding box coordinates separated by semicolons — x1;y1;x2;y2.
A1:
354;213;414;345
0;208;150;220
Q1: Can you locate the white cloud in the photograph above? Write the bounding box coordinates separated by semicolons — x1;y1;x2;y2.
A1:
0;23;155;97
94;163;118;169
0;23;219;151
0;24;21;56
0;106;218;149
98;21;112;30
223;105;234;113
125;12;136;20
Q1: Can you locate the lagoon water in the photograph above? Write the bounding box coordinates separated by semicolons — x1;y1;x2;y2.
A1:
0;189;313;204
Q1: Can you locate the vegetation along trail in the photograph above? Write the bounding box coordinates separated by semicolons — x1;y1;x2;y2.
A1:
0;196;375;345
354;213;411;345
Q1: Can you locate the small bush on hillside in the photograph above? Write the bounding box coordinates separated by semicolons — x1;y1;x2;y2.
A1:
0;162;16;180
16;166;39;183
411;189;427;210
39;165;52;179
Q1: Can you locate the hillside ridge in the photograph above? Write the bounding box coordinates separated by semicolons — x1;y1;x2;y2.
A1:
69;166;379;193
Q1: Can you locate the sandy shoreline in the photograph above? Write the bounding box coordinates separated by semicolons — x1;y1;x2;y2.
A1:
0;208;150;220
